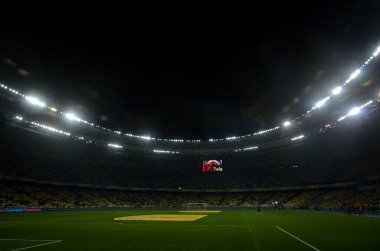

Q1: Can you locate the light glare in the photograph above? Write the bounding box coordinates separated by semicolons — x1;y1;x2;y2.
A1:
65;113;81;121
315;97;330;108
283;121;291;127
291;135;304;141
348;107;361;116
25;96;46;108
373;46;380;57
350;69;361;80
332;86;342;96
108;143;123;149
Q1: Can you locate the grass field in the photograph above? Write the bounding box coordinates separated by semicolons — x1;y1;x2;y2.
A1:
1;210;380;250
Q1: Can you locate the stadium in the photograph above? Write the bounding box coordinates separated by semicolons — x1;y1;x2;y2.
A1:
1;3;380;251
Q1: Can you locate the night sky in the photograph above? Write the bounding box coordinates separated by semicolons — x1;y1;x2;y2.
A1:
1;1;379;139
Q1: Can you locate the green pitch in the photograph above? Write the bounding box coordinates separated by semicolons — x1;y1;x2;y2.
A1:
0;210;380;250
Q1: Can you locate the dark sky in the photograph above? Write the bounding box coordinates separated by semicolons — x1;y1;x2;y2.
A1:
1;1;380;139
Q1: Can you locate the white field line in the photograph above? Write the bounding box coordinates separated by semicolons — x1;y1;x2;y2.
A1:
0;239;62;251
11;240;61;251
275;226;320;251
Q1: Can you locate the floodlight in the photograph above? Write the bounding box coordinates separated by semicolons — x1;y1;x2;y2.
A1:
315;97;330;108
65;113;81;121
373;46;380;57
348;107;361;116
291;135;304;141
283;121;291;127
25;96;46;108
332;86;342;96
350;69;361;80
108;143;123;149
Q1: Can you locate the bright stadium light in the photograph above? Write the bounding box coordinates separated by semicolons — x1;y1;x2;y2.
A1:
332;86;343;96
153;149;170;153
346;69;361;84
283;121;291;127
153;149;180;154
234;146;259;152
2;41;379;143
65;113;81;122
108;143;123;149
351;69;361;79
15;116;23;121
30;121;71;136
339;100;372;122
291;135;304;141
315;97;330;109
348;107;361;116
226;136;237;140
140;135;153;140
373;46;380;57
25;96;46;108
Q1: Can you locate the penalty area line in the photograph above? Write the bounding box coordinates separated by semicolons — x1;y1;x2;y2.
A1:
275;226;320;251
0;239;62;251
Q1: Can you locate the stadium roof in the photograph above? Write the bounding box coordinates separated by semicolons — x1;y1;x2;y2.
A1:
1;2;380;141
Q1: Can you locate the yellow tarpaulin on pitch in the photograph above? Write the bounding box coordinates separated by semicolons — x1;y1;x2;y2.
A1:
114;214;207;222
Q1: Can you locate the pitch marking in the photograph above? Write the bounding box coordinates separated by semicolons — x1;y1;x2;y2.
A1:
275;226;320;251
0;239;62;251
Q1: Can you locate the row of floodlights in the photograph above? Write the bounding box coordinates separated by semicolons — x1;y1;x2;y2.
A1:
14;92;375;155
2;45;379;142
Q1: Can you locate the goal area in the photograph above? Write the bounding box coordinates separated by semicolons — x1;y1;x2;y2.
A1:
186;203;207;210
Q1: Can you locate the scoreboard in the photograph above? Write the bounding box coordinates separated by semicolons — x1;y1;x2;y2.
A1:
202;160;223;172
